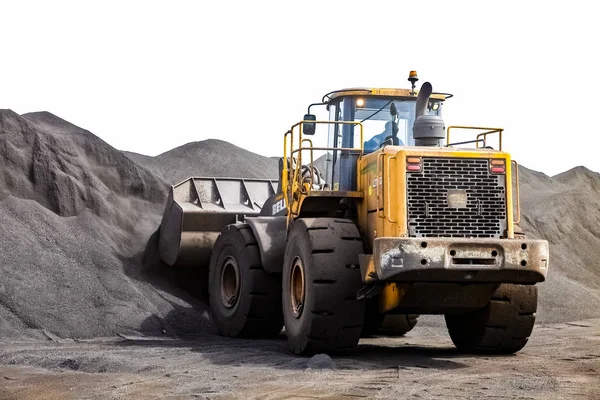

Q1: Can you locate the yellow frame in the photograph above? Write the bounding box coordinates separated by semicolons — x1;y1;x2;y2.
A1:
447;125;504;151
282;120;364;223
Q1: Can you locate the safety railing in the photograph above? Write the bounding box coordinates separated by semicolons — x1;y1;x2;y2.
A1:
282;120;364;214
446;125;504;151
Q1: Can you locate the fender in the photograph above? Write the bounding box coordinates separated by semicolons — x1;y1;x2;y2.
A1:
246;216;287;274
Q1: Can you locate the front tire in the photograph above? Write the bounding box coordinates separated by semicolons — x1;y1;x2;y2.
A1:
208;224;283;338
445;284;537;354
282;218;365;355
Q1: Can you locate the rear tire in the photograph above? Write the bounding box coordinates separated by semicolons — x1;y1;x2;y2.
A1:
378;314;419;336
282;218;365;355
361;298;385;337
361;299;418;337
445;284;537;354
208;224;283;338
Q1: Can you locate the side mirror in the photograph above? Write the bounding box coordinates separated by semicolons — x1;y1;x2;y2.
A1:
303;114;316;135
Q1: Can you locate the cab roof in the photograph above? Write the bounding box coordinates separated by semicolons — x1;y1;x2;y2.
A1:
323;88;450;103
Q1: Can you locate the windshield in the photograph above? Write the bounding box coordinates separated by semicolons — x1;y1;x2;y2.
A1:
320;95;444;190
327;96;444;153
357;98;415;151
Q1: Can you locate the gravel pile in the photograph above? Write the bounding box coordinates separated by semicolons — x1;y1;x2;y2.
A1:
0;110;210;339
1;109;598;339
123;139;279;183
518;165;600;322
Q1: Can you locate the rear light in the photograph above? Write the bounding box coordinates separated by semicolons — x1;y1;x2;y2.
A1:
490;159;506;174
406;157;422;172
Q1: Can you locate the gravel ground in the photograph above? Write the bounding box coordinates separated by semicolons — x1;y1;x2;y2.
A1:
0;319;598;399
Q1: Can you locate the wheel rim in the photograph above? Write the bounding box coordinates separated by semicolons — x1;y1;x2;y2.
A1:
220;256;240;308
290;256;305;318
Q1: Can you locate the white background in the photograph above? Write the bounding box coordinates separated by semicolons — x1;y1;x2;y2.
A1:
1;0;597;176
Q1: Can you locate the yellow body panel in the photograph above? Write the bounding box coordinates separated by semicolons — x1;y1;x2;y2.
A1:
379;283;406;313
356;146;514;312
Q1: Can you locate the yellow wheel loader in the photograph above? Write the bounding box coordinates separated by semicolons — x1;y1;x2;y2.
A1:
158;72;549;355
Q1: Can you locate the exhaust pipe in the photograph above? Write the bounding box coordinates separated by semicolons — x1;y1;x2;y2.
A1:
413;82;445;147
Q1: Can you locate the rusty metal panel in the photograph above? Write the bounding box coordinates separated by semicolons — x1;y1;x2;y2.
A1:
368;237;549;284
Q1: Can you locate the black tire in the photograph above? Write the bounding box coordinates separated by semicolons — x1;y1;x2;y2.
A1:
377;314;419;336
282;218;365;355
361;298;385;337
362;300;418;338
208;224;283;338
445;284;537;354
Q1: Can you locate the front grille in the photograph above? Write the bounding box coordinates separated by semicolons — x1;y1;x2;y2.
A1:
407;158;507;238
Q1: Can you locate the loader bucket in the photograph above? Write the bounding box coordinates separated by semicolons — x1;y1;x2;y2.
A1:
158;177;277;268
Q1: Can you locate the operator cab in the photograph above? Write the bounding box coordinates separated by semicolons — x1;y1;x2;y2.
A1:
302;72;451;191
324;90;446;152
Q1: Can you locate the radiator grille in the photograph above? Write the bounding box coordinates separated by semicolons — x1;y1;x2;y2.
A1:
407;158;507;238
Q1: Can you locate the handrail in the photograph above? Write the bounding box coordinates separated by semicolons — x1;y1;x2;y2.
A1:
512;160;521;225
476;130;502;149
385;155;397;223
447;125;504;151
282;119;366;224
282;130;292;211
377;152;385;219
289;146;362;155
448;138;486;147
283;120;364;199
300;138;314;192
